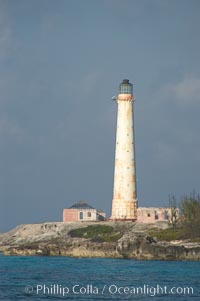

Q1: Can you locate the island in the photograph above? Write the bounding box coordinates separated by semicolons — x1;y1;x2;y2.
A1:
0;222;200;260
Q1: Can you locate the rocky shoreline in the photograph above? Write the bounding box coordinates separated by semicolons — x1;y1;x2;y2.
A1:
0;222;200;260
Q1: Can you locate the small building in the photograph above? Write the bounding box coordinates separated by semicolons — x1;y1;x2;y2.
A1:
137;207;178;224
63;201;106;222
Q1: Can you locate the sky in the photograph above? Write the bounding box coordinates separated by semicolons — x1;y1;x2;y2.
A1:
0;0;200;232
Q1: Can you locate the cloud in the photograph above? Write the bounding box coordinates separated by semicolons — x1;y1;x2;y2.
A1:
167;76;200;105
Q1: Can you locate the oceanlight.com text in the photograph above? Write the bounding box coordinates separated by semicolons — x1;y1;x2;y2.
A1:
24;283;194;297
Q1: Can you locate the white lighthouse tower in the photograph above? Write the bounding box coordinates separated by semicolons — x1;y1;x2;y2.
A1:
111;79;137;221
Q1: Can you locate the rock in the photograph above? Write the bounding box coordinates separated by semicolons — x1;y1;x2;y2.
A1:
146;236;157;244
0;221;200;260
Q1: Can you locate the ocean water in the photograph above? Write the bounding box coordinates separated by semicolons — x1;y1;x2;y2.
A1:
0;254;199;300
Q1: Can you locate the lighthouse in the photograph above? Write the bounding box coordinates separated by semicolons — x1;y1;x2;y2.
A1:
111;79;137;221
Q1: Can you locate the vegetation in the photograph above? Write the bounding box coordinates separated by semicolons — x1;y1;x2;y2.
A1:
148;228;184;241
180;192;200;239
150;192;200;242
168;194;179;229
69;225;122;242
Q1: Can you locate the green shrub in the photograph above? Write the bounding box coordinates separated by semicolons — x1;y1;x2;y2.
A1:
69;225;122;242
180;193;200;239
148;228;184;241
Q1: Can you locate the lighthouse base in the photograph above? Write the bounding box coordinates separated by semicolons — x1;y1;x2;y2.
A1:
110;198;137;221
109;218;137;222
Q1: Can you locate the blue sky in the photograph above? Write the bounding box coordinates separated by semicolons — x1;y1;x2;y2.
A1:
0;0;200;231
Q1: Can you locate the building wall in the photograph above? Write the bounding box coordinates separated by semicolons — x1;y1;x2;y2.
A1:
137;207;174;224
97;211;106;219
79;209;97;221
63;209;79;222
63;208;97;222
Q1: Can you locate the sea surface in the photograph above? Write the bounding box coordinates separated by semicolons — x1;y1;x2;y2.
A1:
0;253;199;300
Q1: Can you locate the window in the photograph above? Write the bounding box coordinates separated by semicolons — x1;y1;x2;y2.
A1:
119;84;133;94
87;212;91;217
155;211;159;220
164;210;169;220
79;212;83;220
147;213;151;217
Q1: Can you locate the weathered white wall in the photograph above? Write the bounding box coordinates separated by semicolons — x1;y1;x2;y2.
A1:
111;94;137;220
